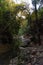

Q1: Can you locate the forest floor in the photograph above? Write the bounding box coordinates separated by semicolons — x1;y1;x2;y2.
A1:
9;35;43;65
9;46;43;65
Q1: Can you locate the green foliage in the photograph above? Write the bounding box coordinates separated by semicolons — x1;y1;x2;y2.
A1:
19;19;28;35
0;0;24;35
38;7;43;19
0;0;24;55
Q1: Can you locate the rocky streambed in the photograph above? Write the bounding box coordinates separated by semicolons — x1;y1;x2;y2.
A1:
9;46;43;65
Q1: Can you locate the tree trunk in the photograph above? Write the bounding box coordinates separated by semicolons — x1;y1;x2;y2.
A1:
34;0;41;45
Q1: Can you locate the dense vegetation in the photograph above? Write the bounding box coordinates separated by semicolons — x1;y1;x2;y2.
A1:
0;0;43;64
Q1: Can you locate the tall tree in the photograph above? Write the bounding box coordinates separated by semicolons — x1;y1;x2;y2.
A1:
0;0;25;64
32;0;41;45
